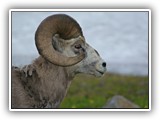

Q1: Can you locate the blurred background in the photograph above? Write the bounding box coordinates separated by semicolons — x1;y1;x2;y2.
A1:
11;11;149;108
12;11;149;76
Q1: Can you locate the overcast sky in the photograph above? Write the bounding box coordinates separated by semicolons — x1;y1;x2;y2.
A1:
11;11;149;76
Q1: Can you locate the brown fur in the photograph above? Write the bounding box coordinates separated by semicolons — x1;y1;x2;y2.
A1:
12;56;73;108
12;14;94;108
11;14;84;108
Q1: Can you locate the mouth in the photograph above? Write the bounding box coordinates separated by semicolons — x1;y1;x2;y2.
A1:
96;70;105;75
89;70;106;77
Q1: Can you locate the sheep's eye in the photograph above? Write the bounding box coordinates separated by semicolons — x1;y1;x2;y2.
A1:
75;44;82;49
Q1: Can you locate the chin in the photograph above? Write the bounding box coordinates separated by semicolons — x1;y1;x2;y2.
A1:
88;71;105;77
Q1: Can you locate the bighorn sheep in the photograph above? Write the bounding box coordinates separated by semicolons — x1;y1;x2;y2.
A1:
11;14;106;108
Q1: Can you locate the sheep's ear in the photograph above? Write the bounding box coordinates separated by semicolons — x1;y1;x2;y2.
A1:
52;34;64;52
52;34;85;52
53;34;85;45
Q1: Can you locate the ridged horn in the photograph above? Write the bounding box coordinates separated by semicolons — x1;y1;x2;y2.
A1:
35;14;85;67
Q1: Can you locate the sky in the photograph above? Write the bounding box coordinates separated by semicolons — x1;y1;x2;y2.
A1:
11;11;149;76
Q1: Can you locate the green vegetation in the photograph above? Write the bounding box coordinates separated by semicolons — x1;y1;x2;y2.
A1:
60;73;149;109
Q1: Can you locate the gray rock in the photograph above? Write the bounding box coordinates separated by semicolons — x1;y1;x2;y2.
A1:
103;95;140;108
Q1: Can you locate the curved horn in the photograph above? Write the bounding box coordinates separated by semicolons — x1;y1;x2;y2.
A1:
35;14;85;67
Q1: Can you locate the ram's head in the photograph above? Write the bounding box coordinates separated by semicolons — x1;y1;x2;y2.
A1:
35;14;106;77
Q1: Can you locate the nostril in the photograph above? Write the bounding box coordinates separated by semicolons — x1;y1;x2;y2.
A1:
102;62;106;67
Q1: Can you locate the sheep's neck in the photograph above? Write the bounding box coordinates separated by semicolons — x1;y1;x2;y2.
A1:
21;56;74;108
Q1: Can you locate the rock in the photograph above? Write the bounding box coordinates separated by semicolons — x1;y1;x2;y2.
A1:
103;95;140;108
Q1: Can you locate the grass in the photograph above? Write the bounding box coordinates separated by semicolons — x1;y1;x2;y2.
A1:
59;73;149;109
